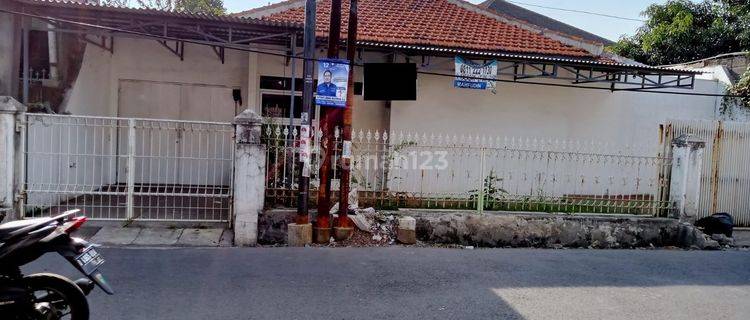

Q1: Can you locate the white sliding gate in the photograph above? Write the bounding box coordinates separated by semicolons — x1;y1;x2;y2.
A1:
21;113;234;223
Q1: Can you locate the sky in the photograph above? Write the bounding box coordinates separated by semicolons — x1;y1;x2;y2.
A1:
223;0;672;42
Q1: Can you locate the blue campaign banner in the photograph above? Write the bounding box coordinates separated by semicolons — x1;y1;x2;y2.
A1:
316;59;350;108
454;56;497;91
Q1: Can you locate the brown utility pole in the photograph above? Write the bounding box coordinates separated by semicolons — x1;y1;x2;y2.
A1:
314;0;343;243
334;0;358;240
296;0;317;226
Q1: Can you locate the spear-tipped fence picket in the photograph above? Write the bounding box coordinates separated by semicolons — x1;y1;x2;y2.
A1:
262;121;673;216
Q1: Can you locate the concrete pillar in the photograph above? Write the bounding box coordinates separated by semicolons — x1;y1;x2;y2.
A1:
0;96;26;222
0;4;22;98
669;134;705;222
232;109;265;246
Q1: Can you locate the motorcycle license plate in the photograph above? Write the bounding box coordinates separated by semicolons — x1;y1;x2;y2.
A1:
75;246;105;275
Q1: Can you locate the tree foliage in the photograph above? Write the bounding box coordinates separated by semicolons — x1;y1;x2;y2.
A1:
98;0;225;15
608;0;750;66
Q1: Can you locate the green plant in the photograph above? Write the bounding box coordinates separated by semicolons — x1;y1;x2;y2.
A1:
469;170;508;209
608;0;750;65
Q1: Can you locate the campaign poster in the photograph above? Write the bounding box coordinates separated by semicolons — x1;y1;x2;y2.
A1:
299;125;312;177
454;56;497;92
316;59;350;108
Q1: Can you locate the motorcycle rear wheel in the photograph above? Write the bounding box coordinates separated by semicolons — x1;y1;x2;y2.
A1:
24;273;89;320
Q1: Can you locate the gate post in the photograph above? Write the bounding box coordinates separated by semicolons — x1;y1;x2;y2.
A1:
669;134;705;222
0;96;26;221
232;109;265;246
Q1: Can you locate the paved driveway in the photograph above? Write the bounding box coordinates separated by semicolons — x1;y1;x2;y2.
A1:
25;248;750;320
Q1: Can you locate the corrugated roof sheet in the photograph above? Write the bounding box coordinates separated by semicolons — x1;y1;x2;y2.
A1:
16;0;303;28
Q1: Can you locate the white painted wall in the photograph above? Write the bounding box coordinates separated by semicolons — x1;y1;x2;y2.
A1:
700;66;750;122
67;40;389;130
390;59;721;151
66;38;248;118
64;44;113;116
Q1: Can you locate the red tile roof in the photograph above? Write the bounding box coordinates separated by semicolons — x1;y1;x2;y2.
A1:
259;0;592;57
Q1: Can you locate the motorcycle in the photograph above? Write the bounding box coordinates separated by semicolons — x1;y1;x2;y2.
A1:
0;209;114;319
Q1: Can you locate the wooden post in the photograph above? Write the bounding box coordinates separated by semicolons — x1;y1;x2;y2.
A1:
296;0;316;226
335;0;358;240
314;0;343;243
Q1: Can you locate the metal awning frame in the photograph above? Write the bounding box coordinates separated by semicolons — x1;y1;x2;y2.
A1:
500;61;696;90
15;2;301;63
417;54;697;91
361;42;700;91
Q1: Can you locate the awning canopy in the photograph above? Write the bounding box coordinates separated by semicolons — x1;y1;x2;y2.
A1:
6;0;302;61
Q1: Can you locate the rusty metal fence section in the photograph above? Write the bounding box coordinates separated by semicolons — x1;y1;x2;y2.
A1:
262;120;327;207
665;119;750;226
264;123;673;216
21;113;234;223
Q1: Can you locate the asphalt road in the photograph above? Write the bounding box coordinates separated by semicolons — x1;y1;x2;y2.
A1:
24;247;750;320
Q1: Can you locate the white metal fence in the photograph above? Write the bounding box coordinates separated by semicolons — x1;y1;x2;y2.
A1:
664;119;750;226
264;123;673;216
22;113;234;223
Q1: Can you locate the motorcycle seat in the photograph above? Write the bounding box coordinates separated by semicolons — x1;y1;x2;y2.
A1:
0;218;47;241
